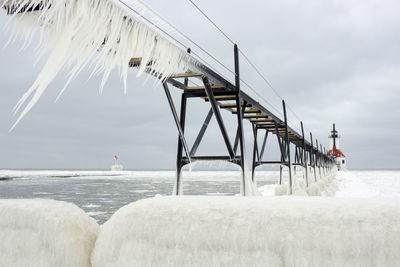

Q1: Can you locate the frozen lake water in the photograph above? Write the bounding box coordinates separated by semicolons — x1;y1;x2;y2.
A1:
0;170;279;224
1;170;399;224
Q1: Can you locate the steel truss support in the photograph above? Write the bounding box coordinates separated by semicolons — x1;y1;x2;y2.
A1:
301;122;309;186
316;139;322;179
320;144;325;176
282;100;293;194
233;44;247;195
310;132;317;182
163;83;190;195
251;125;269;182
293;144;304;176
324;148;327;174
163;44;334;196
163;44;249;196
203;77;235;159
250;101;294;194
189;108;213;157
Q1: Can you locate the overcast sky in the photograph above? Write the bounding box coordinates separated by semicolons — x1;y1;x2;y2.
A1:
0;0;399;170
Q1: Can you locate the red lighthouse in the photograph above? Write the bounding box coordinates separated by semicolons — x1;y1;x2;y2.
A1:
327;124;347;171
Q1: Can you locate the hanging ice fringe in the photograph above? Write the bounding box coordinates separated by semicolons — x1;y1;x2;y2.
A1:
1;0;197;129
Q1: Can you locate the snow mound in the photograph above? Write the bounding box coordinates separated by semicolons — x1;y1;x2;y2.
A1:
0;199;99;267
334;171;380;198
92;196;400;267
307;182;322;196
274;184;287;195
293;188;308;196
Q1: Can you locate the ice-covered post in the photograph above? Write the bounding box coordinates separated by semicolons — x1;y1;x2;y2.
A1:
301;122;309;187
167;48;192;196
322;149;325;176
282;100;293;194
316;139;322;179
163;82;189;196
233;44;247;196
310;132;317;182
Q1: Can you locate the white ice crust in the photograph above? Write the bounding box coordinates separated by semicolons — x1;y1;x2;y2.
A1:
92;196;400;267
0;199;99;267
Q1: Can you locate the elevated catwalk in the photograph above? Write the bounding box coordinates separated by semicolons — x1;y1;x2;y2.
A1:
2;0;335;195
129;45;335;195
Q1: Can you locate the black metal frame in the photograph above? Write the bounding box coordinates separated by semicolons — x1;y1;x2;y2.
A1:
162;45;247;195
160;45;336;195
251;101;295;194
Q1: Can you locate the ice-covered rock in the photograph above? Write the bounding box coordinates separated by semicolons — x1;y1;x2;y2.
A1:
0;199;99;267
92;196;400;267
293;188;308;196
317;179;327;191
274;184;288;195
307;182;322;196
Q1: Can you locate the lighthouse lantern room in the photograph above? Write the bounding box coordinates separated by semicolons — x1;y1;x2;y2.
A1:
327;124;347;171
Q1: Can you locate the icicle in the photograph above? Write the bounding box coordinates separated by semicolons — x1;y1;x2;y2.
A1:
2;0;197;129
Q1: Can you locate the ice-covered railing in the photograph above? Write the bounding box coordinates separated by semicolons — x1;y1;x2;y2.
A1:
0;199;99;267
92;196;400;266
1;0;199;129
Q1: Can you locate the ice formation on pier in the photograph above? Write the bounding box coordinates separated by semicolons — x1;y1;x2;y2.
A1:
1;0;196;128
0;199;99;267
92;196;400;267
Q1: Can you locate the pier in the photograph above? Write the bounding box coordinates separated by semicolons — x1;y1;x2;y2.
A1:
2;0;335;195
131;45;335;195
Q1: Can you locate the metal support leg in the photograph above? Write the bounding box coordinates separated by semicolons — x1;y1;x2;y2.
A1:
316;139;322;179
275;123;284;163
323;147;327;177
163;83;191;195
310;132;317;182
175;94;188;195
320;144;324;178
251;124;259;182
282;100;293;194
234;44;247;195
163;83;191;162
233;103;247;155
235;96;246;195
301;122;309;187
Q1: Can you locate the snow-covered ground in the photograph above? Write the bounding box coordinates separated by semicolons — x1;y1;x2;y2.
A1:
330;170;400;198
258;170;400;199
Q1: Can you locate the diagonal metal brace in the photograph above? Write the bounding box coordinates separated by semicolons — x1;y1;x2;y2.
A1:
259;130;269;160
252;124;261;162
233;101;247;155
202;76;235;159
163;82;191;162
190;108;214;157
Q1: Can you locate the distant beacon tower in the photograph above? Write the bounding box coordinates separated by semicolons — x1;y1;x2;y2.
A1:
327;124;347;171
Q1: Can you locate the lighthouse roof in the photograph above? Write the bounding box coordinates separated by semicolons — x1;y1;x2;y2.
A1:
327;146;345;158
